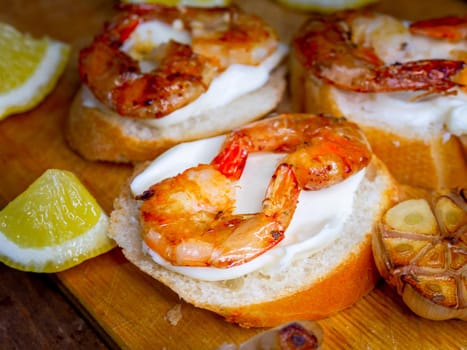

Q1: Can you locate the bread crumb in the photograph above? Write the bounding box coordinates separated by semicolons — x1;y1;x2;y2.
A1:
165;304;183;326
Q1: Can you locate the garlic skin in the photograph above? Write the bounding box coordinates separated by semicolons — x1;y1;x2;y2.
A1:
373;188;467;321
402;285;465;321
217;320;323;350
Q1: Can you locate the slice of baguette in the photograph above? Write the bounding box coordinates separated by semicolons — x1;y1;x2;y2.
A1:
289;15;467;190
108;156;400;328
65;66;286;163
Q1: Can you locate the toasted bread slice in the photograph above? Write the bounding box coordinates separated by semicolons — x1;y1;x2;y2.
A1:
108;156;399;327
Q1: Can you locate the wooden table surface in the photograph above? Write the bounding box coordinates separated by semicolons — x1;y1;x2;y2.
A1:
0;0;466;349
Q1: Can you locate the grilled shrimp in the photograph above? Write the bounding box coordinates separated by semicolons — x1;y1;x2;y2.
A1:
139;114;371;268
292;10;465;93
79;4;278;119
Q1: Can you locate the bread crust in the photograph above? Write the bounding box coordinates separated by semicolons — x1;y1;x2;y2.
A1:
108;156;399;327
356;126;467;189
202;239;379;327
66;66;286;163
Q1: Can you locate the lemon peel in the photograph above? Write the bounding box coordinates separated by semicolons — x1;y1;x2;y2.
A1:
0;169;115;273
276;0;379;13
120;0;231;6
0;22;70;120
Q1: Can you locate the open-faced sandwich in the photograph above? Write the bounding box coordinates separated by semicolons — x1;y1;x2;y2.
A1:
109;113;400;327
290;10;467;189
66;3;288;163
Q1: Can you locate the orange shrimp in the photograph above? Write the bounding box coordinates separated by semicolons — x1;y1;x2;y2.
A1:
212;113;371;190
138;114;371;268
292;11;465;93
79;4;278;119
409;16;467;42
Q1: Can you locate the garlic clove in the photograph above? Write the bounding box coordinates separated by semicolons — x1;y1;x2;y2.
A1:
402;272;458;308
382;236;430;267
416;243;447;269
383;199;438;235
217;320;323;350
434;196;467;236
402;284;467;321
449;246;467;270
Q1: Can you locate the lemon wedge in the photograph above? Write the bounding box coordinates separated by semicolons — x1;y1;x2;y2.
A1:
276;0;379;12
120;0;231;6
0;169;114;273
0;22;70;120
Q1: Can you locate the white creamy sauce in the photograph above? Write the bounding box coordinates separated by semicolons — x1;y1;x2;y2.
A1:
335;90;467;139
131;135;226;195
448;104;467;136
82;19;288;126
121;20;191;55
132;136;365;281
142;45;288;128
335;17;467;139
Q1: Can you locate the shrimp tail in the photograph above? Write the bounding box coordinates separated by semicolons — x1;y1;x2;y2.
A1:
212;216;285;267
212;133;250;180
319;59;466;93
263;163;300;228
409;16;467;42
213;164;299;268
370;59;466;93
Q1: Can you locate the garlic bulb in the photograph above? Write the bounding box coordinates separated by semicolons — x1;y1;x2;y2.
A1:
373;188;467;320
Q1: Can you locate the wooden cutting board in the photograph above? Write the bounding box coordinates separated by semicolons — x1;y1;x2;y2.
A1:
0;0;466;348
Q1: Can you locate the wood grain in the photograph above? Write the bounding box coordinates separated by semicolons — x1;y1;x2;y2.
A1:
0;264;110;350
0;0;466;349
